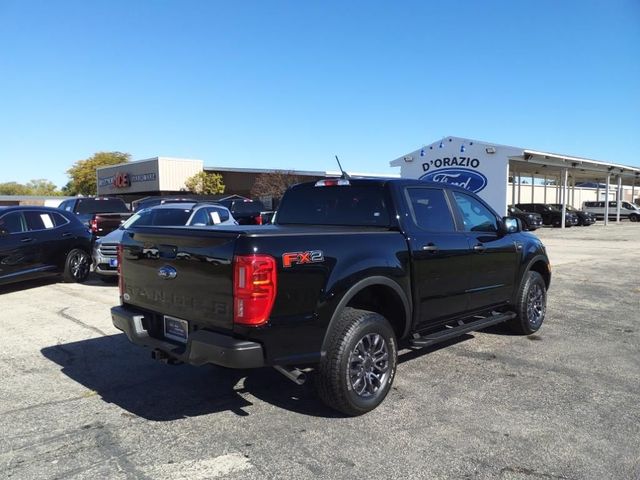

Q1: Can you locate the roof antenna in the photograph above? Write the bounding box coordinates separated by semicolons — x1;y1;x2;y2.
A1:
335;155;350;179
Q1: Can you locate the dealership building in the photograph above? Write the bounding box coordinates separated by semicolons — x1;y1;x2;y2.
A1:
95;156;395;208
391;136;640;226
92;138;640;226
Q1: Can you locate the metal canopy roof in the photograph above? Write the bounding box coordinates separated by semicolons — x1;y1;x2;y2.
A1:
509;149;640;185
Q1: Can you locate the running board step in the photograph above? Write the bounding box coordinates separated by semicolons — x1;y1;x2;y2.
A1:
410;312;517;348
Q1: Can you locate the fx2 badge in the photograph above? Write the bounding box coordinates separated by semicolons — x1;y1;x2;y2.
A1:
282;250;324;268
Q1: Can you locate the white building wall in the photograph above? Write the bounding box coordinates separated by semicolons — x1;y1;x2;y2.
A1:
157;158;203;191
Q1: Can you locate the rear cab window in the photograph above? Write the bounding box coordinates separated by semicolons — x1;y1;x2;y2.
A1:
76;198;129;214
276;183;391;226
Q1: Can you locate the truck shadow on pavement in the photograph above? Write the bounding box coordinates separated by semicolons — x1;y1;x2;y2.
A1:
41;334;344;420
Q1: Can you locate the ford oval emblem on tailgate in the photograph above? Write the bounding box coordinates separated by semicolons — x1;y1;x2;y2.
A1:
158;265;177;280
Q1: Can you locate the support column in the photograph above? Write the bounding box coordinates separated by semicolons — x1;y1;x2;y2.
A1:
511;171;516;206
596;181;600;201
531;174;535;203
616;175;622;223
632;177;636;204
561;168;568;228
517;172;521;204
571;177;576;207
604;174;610;226
543;175;548;204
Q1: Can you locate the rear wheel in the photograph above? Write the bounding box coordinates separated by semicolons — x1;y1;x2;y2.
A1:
630;214;639;222
317;308;398;416
63;249;91;283
507;271;547;335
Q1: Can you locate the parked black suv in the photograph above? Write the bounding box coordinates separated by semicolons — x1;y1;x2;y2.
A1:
113;178;551;415
548;204;596;226
0;207;92;286
515;203;578;227
507;206;543;231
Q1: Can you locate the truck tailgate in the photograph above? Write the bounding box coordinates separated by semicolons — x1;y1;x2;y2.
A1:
121;227;240;331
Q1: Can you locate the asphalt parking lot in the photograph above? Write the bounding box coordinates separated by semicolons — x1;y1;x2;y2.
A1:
1;224;639;480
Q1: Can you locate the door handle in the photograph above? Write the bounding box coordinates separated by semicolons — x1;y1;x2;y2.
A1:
62;232;73;238
422;243;439;252
473;244;486;253
20;237;34;243
515;242;523;252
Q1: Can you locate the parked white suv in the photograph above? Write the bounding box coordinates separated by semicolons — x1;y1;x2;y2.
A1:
582;201;640;222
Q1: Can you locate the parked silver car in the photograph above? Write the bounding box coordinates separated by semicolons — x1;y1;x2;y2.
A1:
92;202;236;281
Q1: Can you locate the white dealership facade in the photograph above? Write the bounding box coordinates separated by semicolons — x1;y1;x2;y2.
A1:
391;136;640;226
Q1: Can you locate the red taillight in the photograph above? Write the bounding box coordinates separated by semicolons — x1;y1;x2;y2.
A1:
90;218;98;233
117;244;124;299
233;254;277;326
254;215;263;225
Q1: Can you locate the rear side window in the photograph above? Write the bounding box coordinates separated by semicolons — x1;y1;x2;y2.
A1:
405;188;455;232
452;192;498;233
276;185;390;226
24;211;56;230
76;198;129;214
0;212;26;233
207;207;230;223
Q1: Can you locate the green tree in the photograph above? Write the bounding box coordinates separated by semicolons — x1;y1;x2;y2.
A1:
0;182;30;195
185;171;225;194
66;151;131;196
25;179;61;196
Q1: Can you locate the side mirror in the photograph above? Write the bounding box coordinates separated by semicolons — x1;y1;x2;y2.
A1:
502;216;521;234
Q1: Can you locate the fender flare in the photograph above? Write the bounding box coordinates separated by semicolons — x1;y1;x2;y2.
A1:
321;276;412;353
517;254;551;294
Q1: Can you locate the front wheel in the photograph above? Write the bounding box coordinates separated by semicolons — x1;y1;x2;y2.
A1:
317;308;398;416
63;249;91;283
507;271;547;335
630;214;639;223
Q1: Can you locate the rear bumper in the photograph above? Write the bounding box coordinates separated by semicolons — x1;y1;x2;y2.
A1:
111;305;264;369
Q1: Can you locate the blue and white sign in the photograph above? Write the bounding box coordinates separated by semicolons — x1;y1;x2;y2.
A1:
390;136;521;215
420;168;488;193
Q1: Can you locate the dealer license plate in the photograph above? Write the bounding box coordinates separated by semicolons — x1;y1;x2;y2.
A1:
164;316;189;343
109;258;118;267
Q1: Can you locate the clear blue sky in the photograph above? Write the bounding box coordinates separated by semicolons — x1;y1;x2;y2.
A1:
1;0;639;188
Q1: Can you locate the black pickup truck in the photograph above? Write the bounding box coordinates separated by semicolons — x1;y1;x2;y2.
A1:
112;178;551;415
58;197;131;239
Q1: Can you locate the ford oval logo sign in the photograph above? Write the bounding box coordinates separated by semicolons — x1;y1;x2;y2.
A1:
157;265;177;280
420;168;488;193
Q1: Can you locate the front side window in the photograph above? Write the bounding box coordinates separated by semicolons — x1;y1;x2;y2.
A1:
405;188;455;232
451;192;498;233
0;212;26;233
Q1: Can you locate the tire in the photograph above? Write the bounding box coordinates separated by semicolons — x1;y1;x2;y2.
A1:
630;214;638;223
62;248;91;283
317;308;398;416
507;271;547;335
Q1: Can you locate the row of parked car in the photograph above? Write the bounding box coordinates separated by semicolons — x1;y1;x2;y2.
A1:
507;200;640;230
2;193;639;287
0;195;268;287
